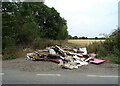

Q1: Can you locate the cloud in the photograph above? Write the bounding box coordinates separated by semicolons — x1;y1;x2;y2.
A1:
45;0;119;37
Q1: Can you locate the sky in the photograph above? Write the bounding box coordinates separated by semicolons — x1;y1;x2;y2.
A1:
45;0;119;38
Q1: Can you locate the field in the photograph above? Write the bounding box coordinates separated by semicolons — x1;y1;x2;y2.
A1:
67;39;105;46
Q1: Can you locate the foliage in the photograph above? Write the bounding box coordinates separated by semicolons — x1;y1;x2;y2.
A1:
32;38;55;49
68;35;105;40
3;46;17;60
2;2;68;46
104;28;120;64
87;28;120;64
2;2;68;60
3;54;16;60
109;48;120;64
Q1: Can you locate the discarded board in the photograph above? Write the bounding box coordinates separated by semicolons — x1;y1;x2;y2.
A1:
26;45;105;70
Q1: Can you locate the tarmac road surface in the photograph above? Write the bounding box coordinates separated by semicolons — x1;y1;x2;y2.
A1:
2;69;119;84
2;57;119;84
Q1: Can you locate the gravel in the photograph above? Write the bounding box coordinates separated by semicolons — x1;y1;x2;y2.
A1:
2;57;119;74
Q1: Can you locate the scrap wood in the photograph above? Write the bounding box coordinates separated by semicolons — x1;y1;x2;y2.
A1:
36;50;49;55
67;52;83;57
26;50;49;61
58;55;88;69
63;48;75;52
58;60;78;69
26;45;105;70
47;54;61;60
62;63;74;70
63;48;84;53
84;57;93;62
26;52;40;60
48;59;61;63
55;45;66;57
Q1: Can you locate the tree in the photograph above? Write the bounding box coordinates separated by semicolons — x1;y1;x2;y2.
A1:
95;37;98;39
2;2;68;49
73;36;78;39
81;36;88;39
68;35;72;39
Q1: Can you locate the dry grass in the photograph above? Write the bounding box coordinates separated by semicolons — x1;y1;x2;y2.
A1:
68;39;105;46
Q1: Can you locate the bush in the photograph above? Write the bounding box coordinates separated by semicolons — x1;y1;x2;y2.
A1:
32;38;67;49
96;45;108;57
86;28;120;64
32;38;54;49
3;54;16;60
2;36;16;49
3;46;17;60
109;48;120;64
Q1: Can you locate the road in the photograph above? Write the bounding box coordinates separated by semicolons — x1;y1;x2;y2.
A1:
2;57;119;84
2;69;119;84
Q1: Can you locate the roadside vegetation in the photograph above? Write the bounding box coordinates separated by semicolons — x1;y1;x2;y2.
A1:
2;2;120;64
87;28;120;64
67;28;120;64
2;2;68;60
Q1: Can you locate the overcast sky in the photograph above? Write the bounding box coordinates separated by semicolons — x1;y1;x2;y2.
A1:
45;0;119;38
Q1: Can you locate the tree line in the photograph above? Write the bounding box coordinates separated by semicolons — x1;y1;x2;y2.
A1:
68;35;105;40
2;2;68;49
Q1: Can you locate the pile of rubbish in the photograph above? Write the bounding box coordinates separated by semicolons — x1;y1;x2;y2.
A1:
26;45;105;69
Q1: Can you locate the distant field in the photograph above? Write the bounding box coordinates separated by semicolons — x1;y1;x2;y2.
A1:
68;39;105;46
